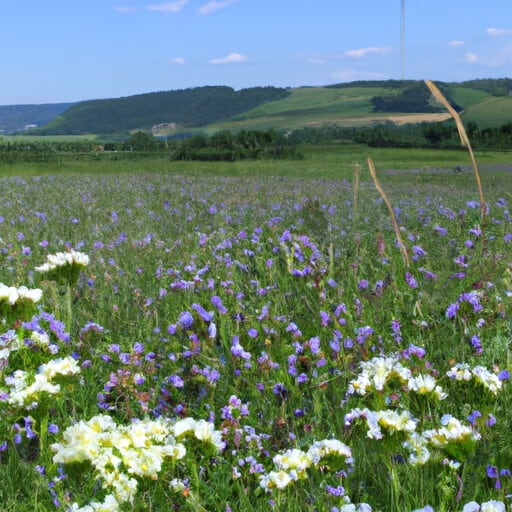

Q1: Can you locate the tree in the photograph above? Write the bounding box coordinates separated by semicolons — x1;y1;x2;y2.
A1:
123;131;159;151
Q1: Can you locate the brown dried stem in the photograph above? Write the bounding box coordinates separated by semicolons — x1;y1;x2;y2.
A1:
367;157;410;267
424;80;487;224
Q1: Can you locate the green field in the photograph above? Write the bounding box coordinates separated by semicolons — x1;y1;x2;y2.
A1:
462;96;512;128
0;145;510;511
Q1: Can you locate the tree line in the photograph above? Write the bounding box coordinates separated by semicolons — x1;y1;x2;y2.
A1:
0;129;302;163
287;120;512;149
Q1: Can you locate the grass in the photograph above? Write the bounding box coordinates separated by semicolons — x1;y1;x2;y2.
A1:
462;96;512;128
0;145;510;511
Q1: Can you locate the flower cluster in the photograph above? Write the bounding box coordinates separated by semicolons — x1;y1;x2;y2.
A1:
52;414;224;509
4;356;80;408
259;438;352;491
35;250;90;273
347;354;446;400
0;283;43;305
447;363;508;395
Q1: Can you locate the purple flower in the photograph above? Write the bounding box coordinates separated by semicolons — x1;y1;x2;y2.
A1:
272;383;288;401
119;353;131;364
434;224;447;236
168;375;184;388
486;414;497;427
309;336;321;355
391;319;402;343
191;303;213;322
405;271;418;289
358;279;369;290
48;423;59;434
178;311;194;329
470;334;482;354
467;410;481;426
498;370;510;381
446;302;459;319
211;295;228;314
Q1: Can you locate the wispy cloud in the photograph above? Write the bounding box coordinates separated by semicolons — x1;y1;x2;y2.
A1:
209;52;248;64
466;52;479;63
487;27;512;37
306;56;328;65
448;40;465;47
198;0;237;15
344;47;392;58
115;5;137;13
171;57;185;65
147;0;188;13
331;69;386;81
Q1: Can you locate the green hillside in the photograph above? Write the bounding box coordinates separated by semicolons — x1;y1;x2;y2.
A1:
18;78;512;136
33;86;290;135
461;96;512;128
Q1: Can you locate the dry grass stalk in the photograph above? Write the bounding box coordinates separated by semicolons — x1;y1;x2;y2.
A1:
424;80;487;223
367;157;410;267
352;161;361;225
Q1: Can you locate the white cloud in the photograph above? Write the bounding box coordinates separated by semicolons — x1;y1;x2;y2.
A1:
449;40;465;47
209;52;248;64
147;0;188;13
115;6;137;13
306;57;327;65
198;0;237;15
331;69;386;81
344;47;392;58
171;57;185;65
487;27;512;37
466;52;479;63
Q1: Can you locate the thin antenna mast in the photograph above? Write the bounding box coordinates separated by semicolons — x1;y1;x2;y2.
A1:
400;0;405;79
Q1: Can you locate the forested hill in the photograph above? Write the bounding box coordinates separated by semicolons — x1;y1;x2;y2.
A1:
33;86;290;135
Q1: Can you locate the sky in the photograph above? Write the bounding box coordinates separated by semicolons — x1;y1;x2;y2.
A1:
2;0;512;105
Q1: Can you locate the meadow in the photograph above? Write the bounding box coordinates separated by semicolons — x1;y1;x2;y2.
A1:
0;144;511;511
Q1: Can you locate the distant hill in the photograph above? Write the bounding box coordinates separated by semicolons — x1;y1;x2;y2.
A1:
33;86;290;135
0;103;73;134
4;78;512;136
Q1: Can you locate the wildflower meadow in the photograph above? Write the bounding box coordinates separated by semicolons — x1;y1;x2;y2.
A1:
0;158;510;511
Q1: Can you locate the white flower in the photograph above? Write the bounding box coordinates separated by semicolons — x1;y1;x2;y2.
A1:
273;448;311;473
17;285;43;303
193;419;225;451
172;417;197;438
39;356;81;380
259;470;292;490
472;366;502;395
403;432;430;465
0;283;42;305
35;250;89;273
480;500;506;512
307;438;352;465
463;502;481;512
376;409;417;433
447;363;472;381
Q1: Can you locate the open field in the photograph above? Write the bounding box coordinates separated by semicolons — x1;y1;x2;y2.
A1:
462;96;512;129
0;145;510;511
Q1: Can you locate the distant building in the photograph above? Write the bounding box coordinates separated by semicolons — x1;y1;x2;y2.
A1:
24;124;37;130
152;122;176;133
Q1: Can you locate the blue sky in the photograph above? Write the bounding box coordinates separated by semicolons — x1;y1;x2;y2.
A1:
2;0;512;104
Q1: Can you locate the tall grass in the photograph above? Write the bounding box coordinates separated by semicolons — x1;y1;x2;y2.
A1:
0;151;509;511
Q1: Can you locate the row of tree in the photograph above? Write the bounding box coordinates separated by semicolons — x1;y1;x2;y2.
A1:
170;129;302;161
0;129;302;163
1;120;511;163
287;121;512;149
